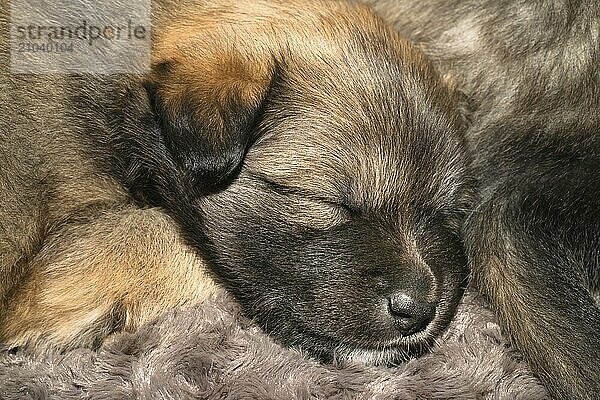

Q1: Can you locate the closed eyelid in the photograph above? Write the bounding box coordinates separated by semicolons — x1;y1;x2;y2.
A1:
250;173;339;203
246;172;360;220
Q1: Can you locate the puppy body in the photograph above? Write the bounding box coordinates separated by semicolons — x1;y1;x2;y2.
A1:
1;0;471;363
364;1;600;398
0;70;217;346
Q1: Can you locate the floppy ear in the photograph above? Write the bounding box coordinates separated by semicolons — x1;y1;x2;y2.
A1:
144;45;275;193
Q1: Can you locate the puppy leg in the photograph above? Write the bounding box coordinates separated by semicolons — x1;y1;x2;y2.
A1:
0;207;217;349
466;177;600;400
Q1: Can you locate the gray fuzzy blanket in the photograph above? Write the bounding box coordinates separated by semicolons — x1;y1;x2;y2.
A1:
0;289;548;400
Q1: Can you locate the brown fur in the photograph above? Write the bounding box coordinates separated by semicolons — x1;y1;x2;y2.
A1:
1;0;470;363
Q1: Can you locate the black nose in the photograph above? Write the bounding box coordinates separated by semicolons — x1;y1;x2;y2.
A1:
388;291;435;336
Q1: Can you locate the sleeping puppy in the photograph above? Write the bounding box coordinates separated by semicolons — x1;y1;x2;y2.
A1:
363;0;600;398
0;0;472;364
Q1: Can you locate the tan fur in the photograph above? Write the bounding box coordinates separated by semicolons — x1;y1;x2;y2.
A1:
0;205;217;348
148;0;419;150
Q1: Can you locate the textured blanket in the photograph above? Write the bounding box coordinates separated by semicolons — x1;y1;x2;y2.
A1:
0;288;549;400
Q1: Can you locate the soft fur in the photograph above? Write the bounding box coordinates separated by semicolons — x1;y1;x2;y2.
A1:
0;287;552;400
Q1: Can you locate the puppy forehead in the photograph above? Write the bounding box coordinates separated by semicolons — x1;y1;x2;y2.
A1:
246;114;465;212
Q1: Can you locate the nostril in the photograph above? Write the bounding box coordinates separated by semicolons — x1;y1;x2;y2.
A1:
388;292;435;336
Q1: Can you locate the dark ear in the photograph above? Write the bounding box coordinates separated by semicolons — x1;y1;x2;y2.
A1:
144;47;275;193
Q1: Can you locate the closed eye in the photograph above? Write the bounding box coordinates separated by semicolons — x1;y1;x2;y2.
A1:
249;173;356;223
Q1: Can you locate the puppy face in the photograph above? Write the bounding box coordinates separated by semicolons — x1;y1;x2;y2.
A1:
131;0;472;364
